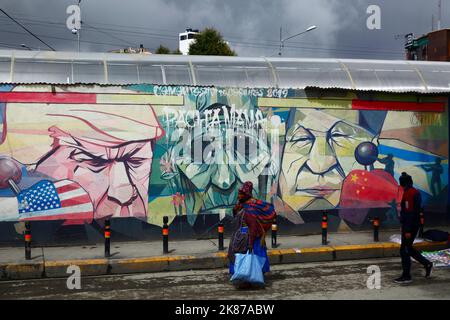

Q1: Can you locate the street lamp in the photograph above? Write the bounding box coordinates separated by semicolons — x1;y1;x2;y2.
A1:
67;0;82;52
75;0;82;52
279;25;317;56
20;44;32;50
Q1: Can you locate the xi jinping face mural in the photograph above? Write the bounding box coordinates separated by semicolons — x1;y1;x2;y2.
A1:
279;109;375;211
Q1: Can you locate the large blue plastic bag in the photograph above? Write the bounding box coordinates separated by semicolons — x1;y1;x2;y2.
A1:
230;250;266;285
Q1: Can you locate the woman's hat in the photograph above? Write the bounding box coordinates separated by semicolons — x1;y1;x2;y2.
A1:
238;181;253;197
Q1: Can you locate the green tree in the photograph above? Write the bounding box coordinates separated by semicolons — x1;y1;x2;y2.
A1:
188;28;236;56
172;49;182;55
155;45;171;54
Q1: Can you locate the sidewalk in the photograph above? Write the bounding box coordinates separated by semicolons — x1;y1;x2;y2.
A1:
1;227;449;280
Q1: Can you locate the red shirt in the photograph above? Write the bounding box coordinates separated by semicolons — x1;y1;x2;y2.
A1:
400;187;421;229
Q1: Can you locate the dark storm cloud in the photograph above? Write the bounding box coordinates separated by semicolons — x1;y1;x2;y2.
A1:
0;0;447;59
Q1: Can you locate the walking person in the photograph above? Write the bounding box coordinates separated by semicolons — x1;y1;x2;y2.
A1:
228;181;276;286
394;172;433;284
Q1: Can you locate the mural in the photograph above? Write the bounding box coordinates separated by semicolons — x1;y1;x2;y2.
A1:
0;84;448;239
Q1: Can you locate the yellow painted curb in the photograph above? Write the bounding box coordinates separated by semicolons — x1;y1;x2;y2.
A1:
214;252;227;258
268;247;333;255
0;262;43;267
331;243;384;251
277;248;297;255
382;242;400;249
45;259;107;267
5;263;43;270
414;241;447;249
333;243;385;251
1;261;44;280
2;240;448;280
300;247;334;254
267;249;281;256
115;255;196;264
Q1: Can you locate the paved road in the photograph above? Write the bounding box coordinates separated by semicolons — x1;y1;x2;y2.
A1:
1;257;449;300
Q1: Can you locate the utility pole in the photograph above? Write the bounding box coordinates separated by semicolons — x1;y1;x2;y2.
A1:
77;0;81;52
67;0;82;52
278;25;317;57
278;26;282;56
438;0;442;30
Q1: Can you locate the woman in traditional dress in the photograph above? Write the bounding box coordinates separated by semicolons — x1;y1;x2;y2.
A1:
228;181;276;278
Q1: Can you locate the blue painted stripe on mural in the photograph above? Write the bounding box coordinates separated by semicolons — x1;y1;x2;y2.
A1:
0;85;13;124
378;144;441;162
0;85;14;92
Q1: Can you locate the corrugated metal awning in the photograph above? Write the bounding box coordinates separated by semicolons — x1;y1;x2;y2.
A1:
1;49;450;93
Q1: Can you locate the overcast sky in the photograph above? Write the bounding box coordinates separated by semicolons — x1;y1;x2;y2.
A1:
0;0;448;59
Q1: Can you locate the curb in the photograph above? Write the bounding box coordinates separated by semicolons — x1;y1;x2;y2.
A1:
0;241;447;281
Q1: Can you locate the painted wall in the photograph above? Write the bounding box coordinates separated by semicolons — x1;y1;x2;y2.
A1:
0;84;447;244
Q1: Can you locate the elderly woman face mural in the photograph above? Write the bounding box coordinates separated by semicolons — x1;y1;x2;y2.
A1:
0;85;163;220
164;98;274;221
279;108;376;211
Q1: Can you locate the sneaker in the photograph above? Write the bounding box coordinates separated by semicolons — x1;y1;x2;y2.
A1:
425;263;433;278
394;276;412;284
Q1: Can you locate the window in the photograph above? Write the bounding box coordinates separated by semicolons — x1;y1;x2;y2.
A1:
188;33;197;39
180;35;187;41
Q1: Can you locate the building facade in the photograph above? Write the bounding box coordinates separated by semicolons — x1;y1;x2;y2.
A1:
406;29;450;61
179;28;199;55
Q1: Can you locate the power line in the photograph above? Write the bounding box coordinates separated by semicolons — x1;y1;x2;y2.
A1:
0;16;177;49
0;10;405;59
0;29;143;49
0;27;401;59
0;14;405;54
0;15;179;41
82;22;136;47
225;38;403;59
0;23;402;58
0;11;183;36
229;40;402;55
0;8;55;51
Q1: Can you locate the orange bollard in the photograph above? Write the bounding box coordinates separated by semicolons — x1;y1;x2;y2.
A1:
104;219;111;258
322;212;328;245
373;217;379;242
218;222;224;251
24;221;31;260
271;222;278;248
163;216;169;254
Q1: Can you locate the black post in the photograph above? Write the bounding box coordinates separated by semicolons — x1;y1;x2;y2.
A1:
25;221;31;260
163;216;169;254
373;217;379;242
419;209;424;238
218;222;224;251
322;212;328;245
271;220;277;248
104;219;111;258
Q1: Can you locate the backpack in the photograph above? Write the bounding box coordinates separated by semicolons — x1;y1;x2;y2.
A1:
422;229;449;242
227;211;249;264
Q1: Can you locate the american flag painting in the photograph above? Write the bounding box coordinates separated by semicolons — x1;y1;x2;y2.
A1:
17;179;93;221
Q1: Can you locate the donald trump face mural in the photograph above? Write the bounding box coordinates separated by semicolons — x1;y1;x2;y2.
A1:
0;85;163;220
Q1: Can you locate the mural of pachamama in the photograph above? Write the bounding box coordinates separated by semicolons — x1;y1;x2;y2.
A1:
0;84;447;243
